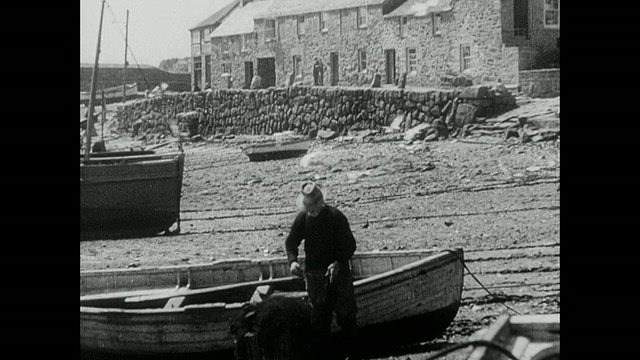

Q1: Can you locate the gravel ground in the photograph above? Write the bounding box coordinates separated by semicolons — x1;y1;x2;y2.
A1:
80;97;560;360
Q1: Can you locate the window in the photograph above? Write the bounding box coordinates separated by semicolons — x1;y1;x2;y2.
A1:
193;57;202;71
544;0;560;28
406;48;417;73
292;55;302;77
432;13;442;36
460;45;472;71
358;49;367;72
399;17;408;38
222;63;232;74
204;28;211;43
241;34;252;51
357;7;368;29
200;30;205;45
221;39;231;60
265;19;276;42
191;30;200;44
205;55;211;83
319;12;327;32
297;15;306;35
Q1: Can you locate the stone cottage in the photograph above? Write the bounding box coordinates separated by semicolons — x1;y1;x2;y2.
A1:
188;0;240;90
192;0;559;89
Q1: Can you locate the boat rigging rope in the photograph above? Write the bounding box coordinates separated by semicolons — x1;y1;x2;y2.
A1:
444;250;522;315
421;340;520;360
103;0;152;90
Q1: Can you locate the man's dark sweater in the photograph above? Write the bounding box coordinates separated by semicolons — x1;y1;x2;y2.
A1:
285;205;356;273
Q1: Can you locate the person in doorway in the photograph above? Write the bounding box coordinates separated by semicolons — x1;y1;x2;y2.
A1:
313;58;325;86
285;182;360;360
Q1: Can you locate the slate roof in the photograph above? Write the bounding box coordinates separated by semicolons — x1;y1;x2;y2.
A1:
189;0;240;31
256;0;388;19
210;0;273;38
384;0;453;18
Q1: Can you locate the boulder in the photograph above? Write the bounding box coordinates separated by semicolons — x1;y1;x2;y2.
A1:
390;114;405;131
459;85;493;99
454;103;477;127
404;123;431;142
317;129;339;140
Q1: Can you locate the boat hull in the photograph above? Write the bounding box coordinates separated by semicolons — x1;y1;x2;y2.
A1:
80;249;464;354
467;314;560;360
80;153;184;240
242;140;310;162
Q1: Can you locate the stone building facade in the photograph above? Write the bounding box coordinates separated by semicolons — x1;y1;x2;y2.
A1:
193;0;559;89
189;0;241;91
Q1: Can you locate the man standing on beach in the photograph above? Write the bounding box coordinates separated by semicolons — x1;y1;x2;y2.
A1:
285;182;360;360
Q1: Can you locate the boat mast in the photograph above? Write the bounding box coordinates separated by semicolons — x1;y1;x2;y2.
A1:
122;9;129;104
84;0;106;161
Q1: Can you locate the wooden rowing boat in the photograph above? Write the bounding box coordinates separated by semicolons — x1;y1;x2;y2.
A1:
80;248;464;354
80;151;185;240
467;314;560;360
242;138;311;161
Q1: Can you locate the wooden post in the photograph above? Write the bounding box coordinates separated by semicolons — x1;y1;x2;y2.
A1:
101;90;106;138
85;0;106;161
122;9;129;103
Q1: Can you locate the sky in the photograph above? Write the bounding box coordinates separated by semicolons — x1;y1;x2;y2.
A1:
80;0;236;67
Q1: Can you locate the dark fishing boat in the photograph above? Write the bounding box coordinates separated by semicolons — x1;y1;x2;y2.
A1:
242;138;311;162
80;0;184;240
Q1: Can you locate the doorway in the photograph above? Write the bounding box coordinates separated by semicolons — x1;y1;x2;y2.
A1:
204;55;211;87
384;49;396;85
514;0;529;38
330;52;339;86
257;57;276;88
244;61;254;89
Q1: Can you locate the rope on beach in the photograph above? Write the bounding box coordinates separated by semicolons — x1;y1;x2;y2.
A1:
444;250;522;315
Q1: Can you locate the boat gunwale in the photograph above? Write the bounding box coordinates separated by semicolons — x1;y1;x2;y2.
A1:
80;249;464;315
81;152;184;165
81;249;456;276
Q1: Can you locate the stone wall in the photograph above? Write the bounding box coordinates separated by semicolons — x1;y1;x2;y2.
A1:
116;84;516;139
519;69;559;98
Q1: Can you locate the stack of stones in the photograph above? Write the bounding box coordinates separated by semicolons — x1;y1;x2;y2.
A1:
115;85;517;140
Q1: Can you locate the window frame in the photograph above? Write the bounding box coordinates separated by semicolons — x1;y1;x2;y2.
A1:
319;12;328;33
358;49;367;72
544;0;560;29
193;57;202;71
399;16;408;38
265;19;277;42
460;45;472;72
292;55;302;78
432;13;442;36
406;48;417;74
357;7;368;29
222;63;232;75
241;34;252;52
297;15;306;36
191;30;201;45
